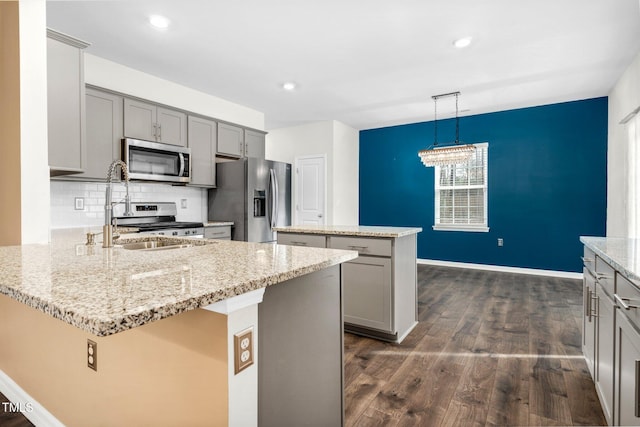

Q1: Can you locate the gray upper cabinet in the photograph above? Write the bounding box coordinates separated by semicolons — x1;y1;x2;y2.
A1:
124;98;187;147
217;123;245;157
77;88;123;180
47;29;89;175
217;124;266;158
244;129;266;158
188;116;217;187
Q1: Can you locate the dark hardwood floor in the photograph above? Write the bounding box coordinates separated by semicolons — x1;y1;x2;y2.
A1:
1;265;605;426
344;265;606;426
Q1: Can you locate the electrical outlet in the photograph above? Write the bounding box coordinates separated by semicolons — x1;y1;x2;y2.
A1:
497;238;504;247
87;339;97;371
234;327;253;374
180;198;187;209
75;197;84;210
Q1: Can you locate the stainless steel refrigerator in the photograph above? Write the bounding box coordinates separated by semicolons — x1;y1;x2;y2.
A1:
208;158;291;242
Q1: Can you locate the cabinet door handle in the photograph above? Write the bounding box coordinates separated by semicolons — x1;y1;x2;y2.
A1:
157;123;162;140
291;241;308;246
348;245;368;251
615;293;640;310
586;289;592;321
581;256;594;263
591;294;598;318
152;123;157;138
595;272;611;281
636;360;640;418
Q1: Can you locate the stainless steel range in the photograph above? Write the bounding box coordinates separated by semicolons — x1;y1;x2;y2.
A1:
112;202;204;237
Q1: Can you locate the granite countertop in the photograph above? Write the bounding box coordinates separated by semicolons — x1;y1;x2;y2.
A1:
274;225;423;238
580;236;640;284
205;221;234;227
0;229;357;337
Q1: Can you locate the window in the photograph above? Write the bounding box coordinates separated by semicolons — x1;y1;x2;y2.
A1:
434;142;489;232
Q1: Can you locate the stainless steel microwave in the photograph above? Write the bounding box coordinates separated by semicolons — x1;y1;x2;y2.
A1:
122;138;191;183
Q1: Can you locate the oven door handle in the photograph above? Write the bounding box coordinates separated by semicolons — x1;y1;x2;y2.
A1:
178;153;185;177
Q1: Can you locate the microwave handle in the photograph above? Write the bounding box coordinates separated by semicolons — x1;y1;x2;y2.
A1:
178;153;185;177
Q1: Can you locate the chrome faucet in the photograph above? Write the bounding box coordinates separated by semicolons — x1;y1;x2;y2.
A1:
103;160;133;248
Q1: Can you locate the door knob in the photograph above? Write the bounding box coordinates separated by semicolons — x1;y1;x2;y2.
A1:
318;214;323;218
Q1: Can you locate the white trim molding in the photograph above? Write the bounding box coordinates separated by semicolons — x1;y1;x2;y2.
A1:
202;288;265;314
417;258;583;280
0;369;65;427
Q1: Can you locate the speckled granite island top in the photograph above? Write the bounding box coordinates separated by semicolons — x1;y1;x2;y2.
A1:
274;225;422;238
581;236;640;284
0;230;357;337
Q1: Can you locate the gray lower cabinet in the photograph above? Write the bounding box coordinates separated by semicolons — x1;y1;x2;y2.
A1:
75;87;123;180
595;280;615;426
188;116;217;187
47;29;89;175
342;255;392;332
616;273;640;426
203;226;231;240
583;242;640;426
124;98;187;147
583;262;596;377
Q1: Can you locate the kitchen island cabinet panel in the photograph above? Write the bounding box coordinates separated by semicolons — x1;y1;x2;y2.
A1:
342;255;392;332
188;116;217;187
595;280;615;426
47;29;89;175
259;265;343;427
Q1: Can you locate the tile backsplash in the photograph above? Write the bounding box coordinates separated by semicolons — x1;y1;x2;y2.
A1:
50;180;207;229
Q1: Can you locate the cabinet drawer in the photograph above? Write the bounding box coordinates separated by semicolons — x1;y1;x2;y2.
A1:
277;233;326;248
595;256;615;297
204;226;231;240
616;273;640;329
329;236;392;257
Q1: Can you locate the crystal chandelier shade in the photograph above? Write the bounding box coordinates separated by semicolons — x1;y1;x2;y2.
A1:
417;91;475;167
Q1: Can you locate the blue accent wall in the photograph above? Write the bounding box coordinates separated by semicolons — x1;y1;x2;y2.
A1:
359;98;608;272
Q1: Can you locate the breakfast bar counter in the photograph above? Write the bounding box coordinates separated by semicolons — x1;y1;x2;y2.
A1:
0;229;357;427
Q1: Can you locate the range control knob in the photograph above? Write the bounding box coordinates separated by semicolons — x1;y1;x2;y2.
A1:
172;231;178;236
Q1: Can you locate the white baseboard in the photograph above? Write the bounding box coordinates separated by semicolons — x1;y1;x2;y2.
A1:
417;258;583;280
0;369;65;427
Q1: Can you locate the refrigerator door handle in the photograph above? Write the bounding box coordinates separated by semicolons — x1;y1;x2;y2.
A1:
269;169;277;229
273;169;279;227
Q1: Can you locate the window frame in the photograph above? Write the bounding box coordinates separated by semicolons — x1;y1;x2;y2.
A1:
433;142;489;232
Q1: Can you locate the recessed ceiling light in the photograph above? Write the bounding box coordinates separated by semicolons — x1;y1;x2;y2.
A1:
149;15;170;29
282;82;297;91
453;37;472;48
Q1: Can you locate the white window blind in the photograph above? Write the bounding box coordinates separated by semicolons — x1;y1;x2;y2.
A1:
434;142;489;232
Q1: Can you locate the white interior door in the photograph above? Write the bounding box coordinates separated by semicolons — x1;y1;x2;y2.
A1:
295;155;326;225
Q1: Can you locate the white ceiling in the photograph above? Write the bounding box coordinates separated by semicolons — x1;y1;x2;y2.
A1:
47;0;640;131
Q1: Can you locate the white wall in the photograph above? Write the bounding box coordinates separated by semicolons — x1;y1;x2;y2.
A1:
332;121;359;225
84;54;265;131
266;120;359;225
20;0;50;244
607;51;640;237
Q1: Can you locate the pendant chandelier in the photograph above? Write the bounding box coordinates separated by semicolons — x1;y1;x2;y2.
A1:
418;91;476;167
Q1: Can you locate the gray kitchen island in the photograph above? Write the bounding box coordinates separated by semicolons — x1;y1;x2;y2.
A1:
275;225;422;343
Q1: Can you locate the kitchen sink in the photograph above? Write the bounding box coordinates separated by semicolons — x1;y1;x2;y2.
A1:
121;241;194;251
